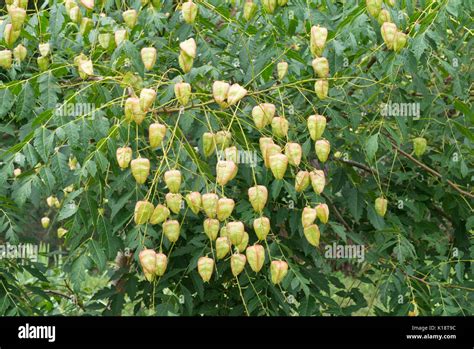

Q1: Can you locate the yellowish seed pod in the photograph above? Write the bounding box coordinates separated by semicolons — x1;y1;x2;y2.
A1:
310;25;328;57
203;218;220;241
226;221;245;246
248;185;268;213
302;207;317;228
236;232;249;253
230;253;247;276
270;260;288;284
307;114;327;140
165;193;182;214
295;170;310;192
163;220;181;243
141;47;157;71
164;170;182;193
375;197;388;217
155;253;168;276
185;192;202;214
271;116;289;138
149;123;166;148
310;170;326;194
269;153;288;180
314;79;329;100
246;244;265;272
253;217;270;241
139;249;157;282
134;200;154;225
149;204;170;225
303;224;320;247
130;158;150;184
216;237;231;260
197;256;214;282
216;197;235;221
202;193;219;218
316;203;330;224
285;142;302;167
315;139;331;163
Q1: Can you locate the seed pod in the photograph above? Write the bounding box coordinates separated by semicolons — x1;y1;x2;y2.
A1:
219;226;228;238
203;218;220;241
41;217;50;229
310;170;326;194
302;207;317;228
197;257;214;282
259;137;274;157
134;200;154;225
202;193;219;218
224;146;238;163
212;81;230;108
393;31;407;52
139;88;156;112
304;224;320;247
116;147;132;170
246;244;265;272
4;24;20;47
180;38;197;59
149;204;170;225
163;220;180;242
122;9;138;29
174;82;191;106
381;22;397;49
230;253;246;276
312;57;329;78
310;25;328;57
316;203;329;224
217;197;235;221
149;123;166;148
216;160;238;186
203;132;216;157
141;47;157;70
65;0;77;12
77;57;94;79
9;6;27;31
37;56;49;71
215;130;232;148
375;197;388;217
13;44;27;62
253;216;270;241
366;0;382;17
216;237;231;259
115;29;128;46
182;0;198;24
79;17;93;35
139;249;157;282
124;97;145;124
80;0;94;10
285;142;302;167
226;84;247;106
164;170;182;193
269;153;288;180
253;103;275;129
185;192;202;214
270;260;288;284
413;137;427;157
165;193;182;214
69;6;82;23
262;0;277;14
0;50;13;69
307;114;326;140
236;232;249;253
277;61;288;80
227;221;245;246
377;9;391;24
314;79;329;100
46;196;59;208
248;185;268;213
271;117;289;138
98;33;113;50
131;158;150;184
263;144;281;168
155;253;168;276
295;170;310;192
57;227;68;239
243;1;257;21
315;139;331;163
178;52;194;73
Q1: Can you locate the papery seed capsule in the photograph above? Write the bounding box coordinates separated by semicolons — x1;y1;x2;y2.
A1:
215;130;232;148
202;193;219;218
315;79;329;100
134;200;154;225
310;170;326;194
377;9;391;24
57;227;68;238
216;237;231;260
243;1;257;21
277;61;288;80
230;253;246;276
203;132;216;157
37;56;49;71
366;0;382;17
182;0;198;24
381;22;397;49
216;160;237;186
4;24;20;47
122;9;138;29
269;153;288;180
248;185;268;213
125;97;145;124
115;29;128;46
271;117;289;138
393;31;407;52
315;203;329;224
165;193;182;214
179;38;196;59
413;137;427;157
163;220;180;242
197;256;214;282
0;50;13;69
131;158;150;184
375;197;388;217
41;217;50;229
236;232;249;253
174;82;191;106
164;170;182;193
227;221;245;246
139;88;156;112
253;216;270;241
253;103;275;129
178;52;194;73
203;218;220;241
262;0;277;14
185;192;202;214
246;244;265;272
307;114;326;140
79;17;93;35
77;57;94;79
13;44;27;62
270;260;288;284
219;226;228;238
304;224;320;247
139;249;157;282
312;57;329;78
149;204;170;225
295;170;310;192
141;47;157;71
263;144;281;168
226;84;247;106
302;207;317;228
98;33;113;50
46;196;58;208
149;123;166;148
285;142;302;166
216;197;235;221
315;139;330;163
80;0;95;10
310;25;328;57
69;6;82;23
213;80;230;107
155;253;168;276
9;6;27;31
259;137;274;157
224;146;238;163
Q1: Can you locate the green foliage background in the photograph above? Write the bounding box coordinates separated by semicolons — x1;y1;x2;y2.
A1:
0;0;473;316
